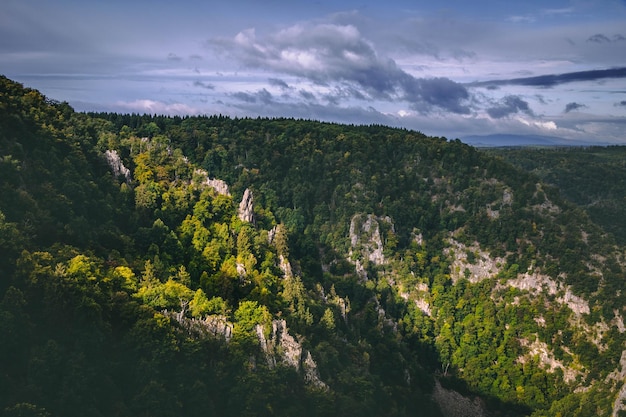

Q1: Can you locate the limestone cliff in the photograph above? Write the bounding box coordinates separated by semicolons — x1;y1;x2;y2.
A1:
348;214;391;279
192;168;231;196
104;149;131;183
256;319;327;389
238;188;255;223
165;312;233;342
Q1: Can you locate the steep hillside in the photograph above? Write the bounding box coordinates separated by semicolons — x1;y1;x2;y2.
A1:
2;75;626;416
484;146;626;245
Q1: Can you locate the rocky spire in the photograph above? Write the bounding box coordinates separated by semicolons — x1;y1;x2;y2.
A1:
238;188;254;223
104;150;131;183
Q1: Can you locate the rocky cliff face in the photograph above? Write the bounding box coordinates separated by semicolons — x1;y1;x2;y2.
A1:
256;319;327;389
169;311;326;387
445;238;505;284
348;214;390;279
104;149;131;183
278;254;293;279
206;178;231;196
238;188;255;223
166;312;233;341
506;272;590;316
192;168;231;196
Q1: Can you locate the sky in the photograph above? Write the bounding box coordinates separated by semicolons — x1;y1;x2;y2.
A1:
2;0;626;144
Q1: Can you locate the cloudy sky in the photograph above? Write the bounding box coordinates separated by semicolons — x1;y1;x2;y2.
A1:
3;0;626;144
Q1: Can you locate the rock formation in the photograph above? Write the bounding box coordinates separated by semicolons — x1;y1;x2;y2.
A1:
238;188;254;223
206;178;231;196
165;312;233;342
193;169;231;196
348;214;391;279
279;254;293;279
255;319;327;389
104;150;131;183
445;238;505;284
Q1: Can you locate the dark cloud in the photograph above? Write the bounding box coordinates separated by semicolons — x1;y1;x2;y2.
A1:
470;67;626;88
564;102;586;113
587;33;626;43
193;80;215;90
232;92;257;103
486;95;532;119
299;90;316;101
318;85;368;105
167;53;182;61
587;34;611;43
232;88;274;104
402;76;470;114
616;100;626;107
211;23;471;114
268;78;290;89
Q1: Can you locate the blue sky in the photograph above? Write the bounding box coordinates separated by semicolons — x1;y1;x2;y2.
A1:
3;0;626;143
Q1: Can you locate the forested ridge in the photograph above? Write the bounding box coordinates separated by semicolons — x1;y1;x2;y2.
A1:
2;75;626;416
484;146;626;246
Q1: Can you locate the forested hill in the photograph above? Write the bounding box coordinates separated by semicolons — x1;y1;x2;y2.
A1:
2;75;626;417
483;146;626;246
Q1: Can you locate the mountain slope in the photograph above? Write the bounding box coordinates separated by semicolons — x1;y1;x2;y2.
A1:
2;75;626;416
484;146;626;245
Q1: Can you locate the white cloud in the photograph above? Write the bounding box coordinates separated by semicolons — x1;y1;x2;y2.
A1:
4;1;626;145
514;117;557;131
115;99;201;115
212;22;473;114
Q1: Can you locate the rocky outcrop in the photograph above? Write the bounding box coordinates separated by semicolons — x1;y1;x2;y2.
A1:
413;231;424;246
238;188;254;223
348;214;391;279
375;302;398;333
236;262;247;278
206;178;231;196
205;315;234;341
414;298;432;317
533;184;561;214
193;169;231;196
445;238;591;317
507;272;590;316
400;282;432;317
104;150;131;183
256;319;327;389
166;312;233;342
279;254;293;278
335;297;350;323
605;350;626;417
302;351;326;389
445;238;505;284
518;338;584;383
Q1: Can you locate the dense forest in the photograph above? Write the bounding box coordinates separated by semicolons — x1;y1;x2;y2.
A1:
2;75;626;416
484;146;626;245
